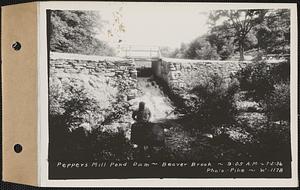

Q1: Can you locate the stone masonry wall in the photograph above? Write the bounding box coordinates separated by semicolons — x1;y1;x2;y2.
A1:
152;57;249;90
50;52;138;98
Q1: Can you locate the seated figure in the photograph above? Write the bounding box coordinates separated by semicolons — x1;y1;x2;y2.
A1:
131;102;151;145
132;101;151;123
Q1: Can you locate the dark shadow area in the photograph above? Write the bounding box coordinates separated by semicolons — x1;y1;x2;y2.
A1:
137;67;152;77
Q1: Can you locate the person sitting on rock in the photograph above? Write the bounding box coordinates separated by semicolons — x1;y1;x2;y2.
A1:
132;101;151;123
131;101;152;159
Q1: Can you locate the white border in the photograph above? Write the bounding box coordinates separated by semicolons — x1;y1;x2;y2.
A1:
38;1;298;187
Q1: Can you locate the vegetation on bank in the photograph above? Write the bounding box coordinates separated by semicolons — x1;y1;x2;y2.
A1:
49;10;116;56
162;9;290;61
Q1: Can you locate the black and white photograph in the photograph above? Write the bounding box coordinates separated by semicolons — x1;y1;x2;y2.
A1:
47;3;293;180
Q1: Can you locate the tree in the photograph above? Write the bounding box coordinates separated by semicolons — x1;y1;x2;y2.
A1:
170;43;188;58
255;9;290;54
209;10;267;60
185;37;219;60
49;10;115;56
172;36;218;60
159;46;174;58
207;25;235;60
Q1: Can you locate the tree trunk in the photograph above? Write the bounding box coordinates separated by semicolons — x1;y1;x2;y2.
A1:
239;41;245;61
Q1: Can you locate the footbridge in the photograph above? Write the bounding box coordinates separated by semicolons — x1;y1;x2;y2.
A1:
119;45;162;76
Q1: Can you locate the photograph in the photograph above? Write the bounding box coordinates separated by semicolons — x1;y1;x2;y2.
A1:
47;3;292;179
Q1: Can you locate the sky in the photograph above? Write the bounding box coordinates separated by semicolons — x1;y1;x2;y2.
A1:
95;3;210;49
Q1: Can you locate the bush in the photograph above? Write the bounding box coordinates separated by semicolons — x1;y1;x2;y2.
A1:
236;60;290;122
90;128;132;160
249;121;291;160
50;124;132;161
237;60;289;102
218;44;234;60
49;86;104;160
61;86;102;130
265;82;290;122
188;74;239;127
49;84;132;161
237;61;274;101
183;37;220;60
49;72;133;161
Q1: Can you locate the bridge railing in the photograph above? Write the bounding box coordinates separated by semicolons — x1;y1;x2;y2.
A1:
118;45;162;60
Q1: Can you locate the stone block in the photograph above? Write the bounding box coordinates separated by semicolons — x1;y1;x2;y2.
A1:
55;64;64;68
86;65;96;69
115;70;123;75
169;65;176;71
106;61;115;66
105;72;115;77
119;66;127;70
94;67;102;72
175;63;181;70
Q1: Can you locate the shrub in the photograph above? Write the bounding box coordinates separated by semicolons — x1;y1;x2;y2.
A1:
90;128;132;160
265;82;290;122
49;72;133;161
183;37;220;60
237;61;275;101
237;60;289;102
188;74;239;127
50;125;132;161
250;121;291;160
61;86;102;130
271;59;290;83
218;44;234;60
49;85;132;161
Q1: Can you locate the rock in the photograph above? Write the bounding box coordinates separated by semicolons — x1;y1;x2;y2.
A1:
203;133;213;139
105;72;115;77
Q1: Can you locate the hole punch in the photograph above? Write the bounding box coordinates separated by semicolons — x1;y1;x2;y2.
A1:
12;41;21;51
14;144;23;153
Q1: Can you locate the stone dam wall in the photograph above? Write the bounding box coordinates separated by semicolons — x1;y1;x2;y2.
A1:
50;52;138;99
152;57;250;90
50;52;137;79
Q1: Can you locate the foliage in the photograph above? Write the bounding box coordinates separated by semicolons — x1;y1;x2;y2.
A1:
254;9;290;54
89;128;132;160
61;86;101;130
106;7;126;44
248;121;291;160
187;74;239;127
184;37;219;60
207;9;290;60
170;43;188;58
208;10;267;60
160;46;175;58
169;9;290;61
49;73;133;161
49;74;115;130
265;82;290;122
237;61;275;101
237;60;289;102
49;10;115;56
237;60;290;122
207;25;235;60
170;37;219;60
49;120;132;161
